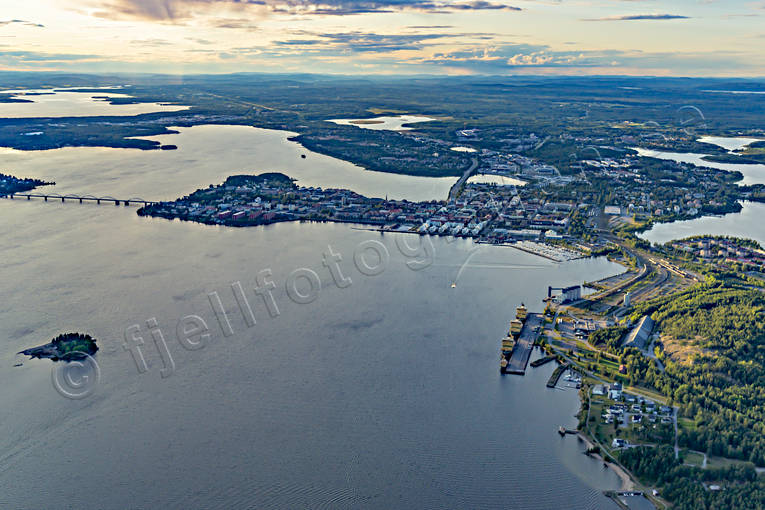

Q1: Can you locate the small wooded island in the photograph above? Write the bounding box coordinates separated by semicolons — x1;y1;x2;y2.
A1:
19;332;98;362
0;173;55;196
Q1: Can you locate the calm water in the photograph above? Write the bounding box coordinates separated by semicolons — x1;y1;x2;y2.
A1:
698;135;763;152
637;137;765;245
0;97;626;509
0;88;188;118
640;201;765;247
467;174;527;186
0;203;625;509
633;147;765;186
327;115;435;131
0;124;455;202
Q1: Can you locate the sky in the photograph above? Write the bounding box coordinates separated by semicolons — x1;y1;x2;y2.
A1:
0;0;763;76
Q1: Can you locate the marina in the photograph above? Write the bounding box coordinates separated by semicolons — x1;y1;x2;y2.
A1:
508;240;585;262
546;363;571;388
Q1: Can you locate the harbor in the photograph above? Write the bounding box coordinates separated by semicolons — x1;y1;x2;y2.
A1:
546;363;571;388
500;304;542;375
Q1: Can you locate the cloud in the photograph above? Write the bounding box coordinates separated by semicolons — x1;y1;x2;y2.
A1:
1;43;762;77
582;14;689;21
208;18;260;30
506;51;584;66
412;43;764;77
93;0;521;20
130;38;173;46
422;44;601;71
186;37;215;44
275;31;446;52
0;50;99;67
0;19;45;28
271;29;496;53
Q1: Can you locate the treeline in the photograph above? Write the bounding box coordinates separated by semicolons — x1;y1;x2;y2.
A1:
620;282;765;466
589;326;629;351
51;332;98;356
0;172;54;195
619;446;764;510
670;235;763;251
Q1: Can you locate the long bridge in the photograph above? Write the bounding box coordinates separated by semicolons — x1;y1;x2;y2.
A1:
1;192;157;207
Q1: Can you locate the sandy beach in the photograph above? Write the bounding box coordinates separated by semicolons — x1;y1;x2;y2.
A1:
577;432;636;491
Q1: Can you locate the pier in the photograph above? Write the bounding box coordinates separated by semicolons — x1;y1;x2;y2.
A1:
503;313;542;375
530;355;557;368
1;192;157;207
546;363;570;388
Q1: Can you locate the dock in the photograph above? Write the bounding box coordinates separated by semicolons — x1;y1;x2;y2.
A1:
503;313;542;375
604;491;645;510
530;354;557;368
546;363;570;388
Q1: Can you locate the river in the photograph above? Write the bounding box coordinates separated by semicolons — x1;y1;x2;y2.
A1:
0;94;628;509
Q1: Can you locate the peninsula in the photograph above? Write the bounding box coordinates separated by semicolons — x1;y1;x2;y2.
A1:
0;173;54;196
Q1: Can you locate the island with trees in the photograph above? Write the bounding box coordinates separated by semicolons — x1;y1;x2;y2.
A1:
19;332;99;362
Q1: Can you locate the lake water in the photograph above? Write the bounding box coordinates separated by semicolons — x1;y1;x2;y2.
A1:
0;204;627;509
0;88;188;118
468;174;527;186
0;96;628;508
0;124;455;202
633;147;765;186
637;136;765;246
698;135;764;153
327;115;435;131
640;201;765;247
702;90;765;95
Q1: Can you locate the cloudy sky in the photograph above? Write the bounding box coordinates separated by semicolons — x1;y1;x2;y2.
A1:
0;0;763;75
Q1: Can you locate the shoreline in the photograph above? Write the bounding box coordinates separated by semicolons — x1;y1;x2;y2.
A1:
575;432;635;491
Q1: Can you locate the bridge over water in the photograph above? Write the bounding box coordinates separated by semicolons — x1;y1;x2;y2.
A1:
1;192;157;207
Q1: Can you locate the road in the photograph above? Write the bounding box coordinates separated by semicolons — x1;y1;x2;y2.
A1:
448;157;479;202
673;406;680;459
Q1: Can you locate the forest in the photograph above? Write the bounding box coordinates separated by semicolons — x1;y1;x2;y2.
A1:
619;446;764;509
624;282;765;466
2;73;765;178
